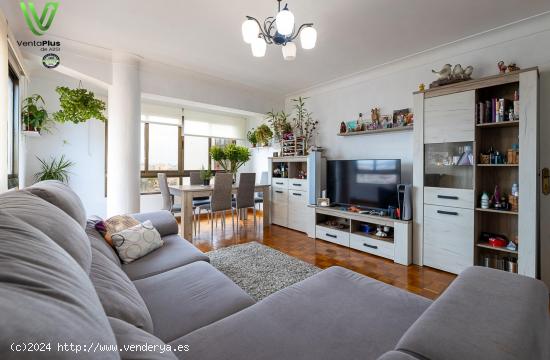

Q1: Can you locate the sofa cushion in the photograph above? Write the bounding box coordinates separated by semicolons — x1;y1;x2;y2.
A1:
170;266;431;360
102;214;141;246
0;211;118;359
25;180;87;228
87;219;122;267
377;351;420;360
113;220;164;264
396;266;550;360
90;246;154;333
108;317;178;360
0;190;92;274
132;211;179;237
134;261;254;342
123;234;209;280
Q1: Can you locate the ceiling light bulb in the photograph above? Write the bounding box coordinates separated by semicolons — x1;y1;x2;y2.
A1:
300;26;317;50
282;42;296;61
251;37;267;57
276;8;294;36
242;19;259;44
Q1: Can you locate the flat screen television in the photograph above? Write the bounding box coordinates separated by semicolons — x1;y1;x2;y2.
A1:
327;159;401;210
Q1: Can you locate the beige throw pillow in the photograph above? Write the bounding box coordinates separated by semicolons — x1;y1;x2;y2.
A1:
111;220;163;264
103;215;140;246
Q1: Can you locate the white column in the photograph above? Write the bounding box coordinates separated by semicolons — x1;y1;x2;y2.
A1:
107;52;141;216
0;12;8;193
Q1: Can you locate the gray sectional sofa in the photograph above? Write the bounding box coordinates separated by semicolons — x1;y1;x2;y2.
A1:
1;180;548;360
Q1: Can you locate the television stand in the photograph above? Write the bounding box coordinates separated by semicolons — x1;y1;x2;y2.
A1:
312;206;412;265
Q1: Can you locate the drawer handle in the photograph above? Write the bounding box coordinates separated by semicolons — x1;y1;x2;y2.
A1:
437;210;459;216
275;182;284;185
292;183;302;186
326;233;337;239
292;193;302;196
363;243;378;249
275;190;284;194
437;195;459;200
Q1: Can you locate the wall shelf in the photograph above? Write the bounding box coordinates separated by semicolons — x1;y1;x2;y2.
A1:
22;131;41;137
476;164;518;167
337;126;413;137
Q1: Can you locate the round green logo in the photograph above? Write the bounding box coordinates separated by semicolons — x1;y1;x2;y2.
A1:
42;53;60;69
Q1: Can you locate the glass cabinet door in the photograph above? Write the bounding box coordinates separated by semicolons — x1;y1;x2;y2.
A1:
425;142;474;189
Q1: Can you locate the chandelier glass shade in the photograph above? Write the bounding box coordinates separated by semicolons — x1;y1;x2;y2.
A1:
242;0;316;60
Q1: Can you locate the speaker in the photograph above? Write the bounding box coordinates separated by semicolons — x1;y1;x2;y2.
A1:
397;184;412;221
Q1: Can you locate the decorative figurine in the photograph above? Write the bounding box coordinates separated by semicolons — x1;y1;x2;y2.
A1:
432;64;452;80
340;121;347;134
418;83;425;92
430;64;473;88
491;185;502;208
481;192;490;209
375;226;387;237
507;62;520;72
497;61;507;74
371;108;380;123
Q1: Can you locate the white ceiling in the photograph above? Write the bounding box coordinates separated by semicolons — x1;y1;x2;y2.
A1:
3;0;550;95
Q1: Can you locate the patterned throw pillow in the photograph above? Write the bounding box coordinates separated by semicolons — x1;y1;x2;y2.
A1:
101;215;140;246
111;220;163;264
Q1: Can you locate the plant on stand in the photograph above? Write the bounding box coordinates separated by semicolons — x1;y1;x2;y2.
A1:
21;94;51;133
199;166;213;185
53;86;107;124
255;124;273;147
292;96;319;153
34;155;74;183
266;110;293;148
210;144;251;181
247;128;258;147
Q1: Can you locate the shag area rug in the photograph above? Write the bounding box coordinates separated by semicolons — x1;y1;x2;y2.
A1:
206;242;321;301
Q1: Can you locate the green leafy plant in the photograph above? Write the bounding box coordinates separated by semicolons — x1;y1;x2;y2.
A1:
34;155;74;183
255;124;273;146
291;96;319;153
53;86;107;124
21;94;51;133
266;110;292;143
199;166;213;183
210;144;251;179
247;128;258;147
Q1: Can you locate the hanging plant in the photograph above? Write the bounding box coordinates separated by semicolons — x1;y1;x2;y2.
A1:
53;86;107;124
21;94;51;133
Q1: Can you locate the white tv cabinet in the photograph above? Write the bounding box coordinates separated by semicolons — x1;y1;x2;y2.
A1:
313;206;413;265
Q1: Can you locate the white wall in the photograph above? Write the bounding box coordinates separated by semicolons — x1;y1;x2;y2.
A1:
24;71;107;217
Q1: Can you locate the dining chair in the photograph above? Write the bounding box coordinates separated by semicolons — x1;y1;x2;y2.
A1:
234;172;257;226
255;171;268;210
205;173;235;235
157;173;180;215
189;171;211;235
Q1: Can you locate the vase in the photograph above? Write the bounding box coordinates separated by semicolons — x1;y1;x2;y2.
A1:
203;179;210;186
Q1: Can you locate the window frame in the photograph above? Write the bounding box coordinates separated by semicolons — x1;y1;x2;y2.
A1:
139;116;238;194
7;66;19;189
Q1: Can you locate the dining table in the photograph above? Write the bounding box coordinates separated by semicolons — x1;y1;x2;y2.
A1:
168;183;271;240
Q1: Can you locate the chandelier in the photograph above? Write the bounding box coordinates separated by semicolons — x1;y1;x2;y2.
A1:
241;0;317;60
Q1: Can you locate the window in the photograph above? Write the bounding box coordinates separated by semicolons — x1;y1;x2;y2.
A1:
7;67;19;189
139;105;245;193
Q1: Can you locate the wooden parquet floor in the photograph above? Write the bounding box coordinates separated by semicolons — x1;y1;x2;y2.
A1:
184;212;456;300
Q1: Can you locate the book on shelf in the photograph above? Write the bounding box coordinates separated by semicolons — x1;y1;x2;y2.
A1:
477;98;514;124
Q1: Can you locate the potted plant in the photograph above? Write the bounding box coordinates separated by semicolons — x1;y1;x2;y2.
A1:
247;128;258;147
255;124;273;147
210;144;251;181
291;96;319;153
34;155;74;183
53;86;107;124
21;94;51;133
266;110;293;144
199;166;213;186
